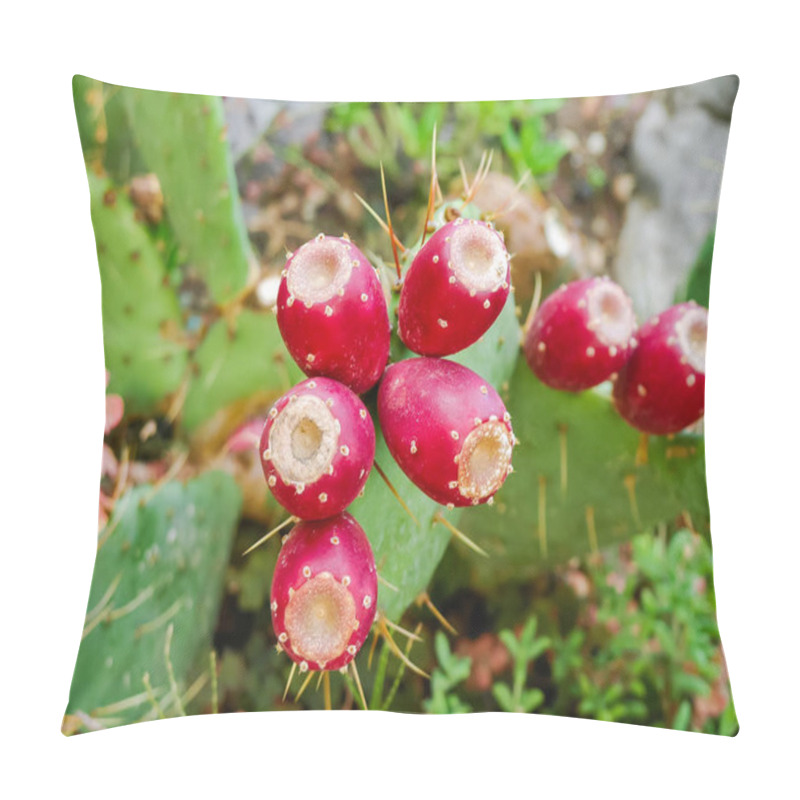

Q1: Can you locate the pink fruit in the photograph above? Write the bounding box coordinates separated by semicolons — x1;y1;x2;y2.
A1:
260;377;376;520
378;357;515;507
613;302;708;435
524;277;637;391
270;513;378;672
277;234;391;394
398;218;511;356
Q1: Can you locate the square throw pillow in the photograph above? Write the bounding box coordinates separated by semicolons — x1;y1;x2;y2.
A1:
64;75;738;735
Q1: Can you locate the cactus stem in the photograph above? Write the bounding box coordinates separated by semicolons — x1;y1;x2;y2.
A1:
416;591;458;636
294;670;315;704
380;614;424;643
558;423;568;496
142;672;166;720
323;671;332;711
585;506;599;555
164;624;186;717
377;618;429;679
538;476;548;558
624;474;643;530
242;516;298;556
282;662;297;703
420;124;439;248
210;650;219;714
353;192;406;254
432;512;488;558
350;659;369;709
373;461;419;526
379;162;403;281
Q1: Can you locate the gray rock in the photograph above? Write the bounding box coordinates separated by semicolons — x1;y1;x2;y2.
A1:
614;75;738;319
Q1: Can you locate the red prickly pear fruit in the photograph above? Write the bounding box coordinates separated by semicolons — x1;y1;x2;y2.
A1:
398;218;511;356
524;276;637;392
378;357;515;507
271;513;377;672
276;234;390;394
612;302;708;435
260;377;376;520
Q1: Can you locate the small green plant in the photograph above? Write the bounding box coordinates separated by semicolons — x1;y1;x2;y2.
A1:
491;618;550;713
424;632;473;714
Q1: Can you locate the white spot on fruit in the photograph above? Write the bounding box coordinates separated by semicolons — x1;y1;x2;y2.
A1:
340;445;350;456
686;374;697;387
360;293;368;302
263;449;271;461
278;632;288;643
586;346;596;357
410;440;418;454
342;576;351;587
438;319;448;328
480;385;488;395
537;341;546;352
433;255;440;263
268;475;277;487
306;353;315;364
324;305;333;317
451;430;459;440
331;536;340;545
483;299;490;309
303;566;312;578
359;409;367;419
637;384;647;397
318;492;328;503
363;595;372;609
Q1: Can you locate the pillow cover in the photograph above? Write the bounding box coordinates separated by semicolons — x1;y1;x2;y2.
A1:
63;75;738;735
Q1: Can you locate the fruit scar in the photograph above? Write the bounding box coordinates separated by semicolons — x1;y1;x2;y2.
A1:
378;357;515;507
613;302;708;435
398;218;511;356
271;513;378;672
260;377;376;520
524;276;637;392
277;234;391;394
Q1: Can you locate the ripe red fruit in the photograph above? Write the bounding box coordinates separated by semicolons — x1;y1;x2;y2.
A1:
271;513;378;672
276;234;391;394
613;302;708;435
398;218;511;356
260;377;376;520
524;277;637;391
378;357;515;507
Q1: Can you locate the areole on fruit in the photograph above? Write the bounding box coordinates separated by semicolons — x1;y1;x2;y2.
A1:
276;235;391;394
398;218;511;356
613;302;708;435
260;377;375;520
271;513;378;672
378;357;515;507
524;276;637;392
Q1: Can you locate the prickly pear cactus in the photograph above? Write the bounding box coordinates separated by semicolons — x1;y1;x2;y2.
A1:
348;249;521;622
124;88;255;303
181;310;304;432
456;356;709;587
66;471;241;729
87;172;189;413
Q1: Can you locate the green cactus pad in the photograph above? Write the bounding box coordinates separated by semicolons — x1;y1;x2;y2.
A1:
456;358;710;586
65;471;242;729
125;88;253;303
181;310;303;432
88;172;188;413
